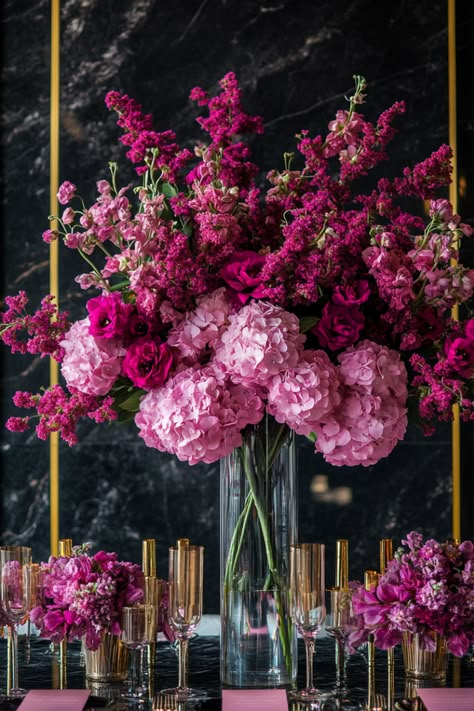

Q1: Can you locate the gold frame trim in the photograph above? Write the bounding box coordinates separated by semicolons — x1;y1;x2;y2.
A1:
49;0;60;556
448;0;461;541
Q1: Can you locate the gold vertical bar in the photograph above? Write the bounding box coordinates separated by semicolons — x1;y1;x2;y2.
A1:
49;0;61;556
448;0;461;541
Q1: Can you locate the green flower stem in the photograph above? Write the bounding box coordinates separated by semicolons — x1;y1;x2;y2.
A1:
222;422;294;678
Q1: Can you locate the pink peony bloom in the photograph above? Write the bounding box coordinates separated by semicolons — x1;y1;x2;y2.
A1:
220;251;267;305
312;302;365;351
122;339;174;390
315;341;408;466
135;366;264;464
87;292;132;339
214;300;305;388
60;318;126;396
266;350;341;435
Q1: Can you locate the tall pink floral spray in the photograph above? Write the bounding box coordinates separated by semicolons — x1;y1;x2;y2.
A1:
1;73;472;460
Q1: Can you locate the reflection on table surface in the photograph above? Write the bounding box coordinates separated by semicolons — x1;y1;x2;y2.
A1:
0;636;473;710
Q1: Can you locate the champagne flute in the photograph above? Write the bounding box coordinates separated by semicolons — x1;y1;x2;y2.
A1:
325;587;359;708
289;543;326;702
121;603;155;704
0;546;32;698
161;543;204;701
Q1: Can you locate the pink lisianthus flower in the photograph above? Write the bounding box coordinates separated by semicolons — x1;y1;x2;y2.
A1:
60;318;126;396
312;302;365;351
122;339;174;390
214;300;305;388
86;292;133;339
266;350;341;435
220;251;267;305
315;341;408;466
135;366;264;464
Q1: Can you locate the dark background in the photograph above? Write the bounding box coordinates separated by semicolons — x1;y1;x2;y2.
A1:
1;0;473;612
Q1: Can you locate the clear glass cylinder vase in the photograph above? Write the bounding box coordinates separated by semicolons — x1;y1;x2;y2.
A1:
220;415;298;687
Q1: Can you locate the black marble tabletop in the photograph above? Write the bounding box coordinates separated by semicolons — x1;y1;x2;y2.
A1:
1;636;473;710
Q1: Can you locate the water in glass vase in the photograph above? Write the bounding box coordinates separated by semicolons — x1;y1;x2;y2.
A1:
220;415;298;687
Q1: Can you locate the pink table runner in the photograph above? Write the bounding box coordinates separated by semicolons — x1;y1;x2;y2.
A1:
222;689;288;710
18;689;91;710
417;687;474;710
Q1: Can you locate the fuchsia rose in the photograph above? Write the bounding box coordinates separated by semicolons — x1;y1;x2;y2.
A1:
312;302;365;351
332;279;371;306
220;251;267;305
60;318;126;396
122;340;174;390
57;181;77;205
87;292;132;339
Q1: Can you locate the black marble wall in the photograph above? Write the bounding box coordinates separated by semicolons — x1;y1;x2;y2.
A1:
1;0;473;612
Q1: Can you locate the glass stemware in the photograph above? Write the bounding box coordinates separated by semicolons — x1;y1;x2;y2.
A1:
161;543;204;701
0;546;32;698
289;543;326;702
121;603;155;704
325;587;359;708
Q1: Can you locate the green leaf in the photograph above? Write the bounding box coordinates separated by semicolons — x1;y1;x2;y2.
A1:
161;182;178;198
306;432;317;443
299;316;318;333
117;390;146;413
116;410;135;424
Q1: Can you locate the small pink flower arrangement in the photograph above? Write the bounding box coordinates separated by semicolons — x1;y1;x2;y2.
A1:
351;532;474;656
1;73;473;465
30;543;147;650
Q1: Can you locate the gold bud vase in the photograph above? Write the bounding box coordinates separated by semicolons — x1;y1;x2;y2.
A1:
83;632;129;682
401;632;448;682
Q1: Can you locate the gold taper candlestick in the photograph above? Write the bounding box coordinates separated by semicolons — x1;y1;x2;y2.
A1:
379;539;394;711
379;539;393;575
142;538;156;578
335;539;349;589
177;538;190;548
58;539;72;687
364;571;378;709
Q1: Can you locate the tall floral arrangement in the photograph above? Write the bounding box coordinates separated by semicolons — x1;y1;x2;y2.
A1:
1;73;473;464
351;532;474;656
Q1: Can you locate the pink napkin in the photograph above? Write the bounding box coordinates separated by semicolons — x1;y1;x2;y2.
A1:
18;689;91;711
222;689;288;710
417;688;474;711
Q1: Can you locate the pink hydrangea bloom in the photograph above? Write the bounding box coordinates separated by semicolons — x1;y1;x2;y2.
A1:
315;341;408;466
60;318;126;396
167;288;232;364
214;300;305;388
135;366;264;464
266;350;341;435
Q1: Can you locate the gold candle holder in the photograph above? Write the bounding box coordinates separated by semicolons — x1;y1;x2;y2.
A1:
58;538;73;557
57;539;72;688
379;539;394;711
142;538;156;578
364;570;378;709
335;539;349;589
